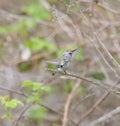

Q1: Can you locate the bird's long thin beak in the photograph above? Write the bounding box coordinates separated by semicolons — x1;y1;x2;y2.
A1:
71;48;79;53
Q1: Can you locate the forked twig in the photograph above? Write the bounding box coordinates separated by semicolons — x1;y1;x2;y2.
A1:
76;78;120;125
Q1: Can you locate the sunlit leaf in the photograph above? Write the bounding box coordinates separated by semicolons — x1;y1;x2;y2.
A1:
32;82;42;91
5;99;24;109
29;106;46;120
26;96;35;103
24;3;52;20
1;114;7;119
24;37;56;52
18;62;33;72
22;80;33;87
41;86;52;93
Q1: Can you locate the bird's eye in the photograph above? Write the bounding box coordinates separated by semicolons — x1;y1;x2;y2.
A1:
60;65;63;68
69;52;72;55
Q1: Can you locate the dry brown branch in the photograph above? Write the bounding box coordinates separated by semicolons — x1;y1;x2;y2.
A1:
75;1;120;76
76;91;109;125
48;69;120;95
12;102;34;126
66;72;119;95
76;78;120;125
98;3;120;14
0;86;26;97
62;79;82;126
94;33;120;71
89;106;120;126
0;85;62;120
82;31;119;77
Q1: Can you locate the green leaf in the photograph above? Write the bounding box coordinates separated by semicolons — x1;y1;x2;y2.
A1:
22;80;33;87
32;82;42;91
41;86;52;93
1;114;7;119
89;72;105;80
19;18;37;31
47;43;56;52
5;99;24;109
26;96;35;103
34;93;41;103
24;38;45;51
0;96;10;105
47;0;57;4
24;3;52;20
64;82;74;93
78;86;85;94
26;93;41;103
18;62;33;72
24;37;56;52
0;25;19;33
29;106;46;120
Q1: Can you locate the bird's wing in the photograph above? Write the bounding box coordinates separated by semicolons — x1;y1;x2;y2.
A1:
45;59;61;65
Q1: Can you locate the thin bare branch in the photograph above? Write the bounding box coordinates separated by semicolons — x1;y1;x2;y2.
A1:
89;106;120;126
98;3;120;14
47;69;120;95
12;102;34;126
0;86;26;97
62;79;82;126
76;78;120;125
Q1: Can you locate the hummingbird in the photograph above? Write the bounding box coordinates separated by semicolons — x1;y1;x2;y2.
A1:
46;48;79;74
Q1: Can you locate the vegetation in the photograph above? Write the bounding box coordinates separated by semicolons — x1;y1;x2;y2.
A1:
0;0;120;126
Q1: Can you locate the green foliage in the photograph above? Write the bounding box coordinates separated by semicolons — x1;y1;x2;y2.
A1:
89;72;105;80
23;3;52;20
0;25;15;33
57;49;66;58
64;82;74;93
64;82;85;94
0;2;52;34
22;81;52;103
0;18;37;34
22;80;34;87
4;99;23;109
24;37;56;52
0;95;24;119
32;82;42;91
63;0;70;4
76;46;84;61
18;62;33;72
0;96;24;109
19;18;37;30
47;0;57;4
0;24;20;33
17;18;37;33
29;106;47;121
78;86;85;94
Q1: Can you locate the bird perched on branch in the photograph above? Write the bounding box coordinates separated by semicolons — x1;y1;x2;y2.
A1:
46;48;79;75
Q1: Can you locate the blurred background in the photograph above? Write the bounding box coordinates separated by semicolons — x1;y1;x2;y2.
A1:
0;0;120;126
